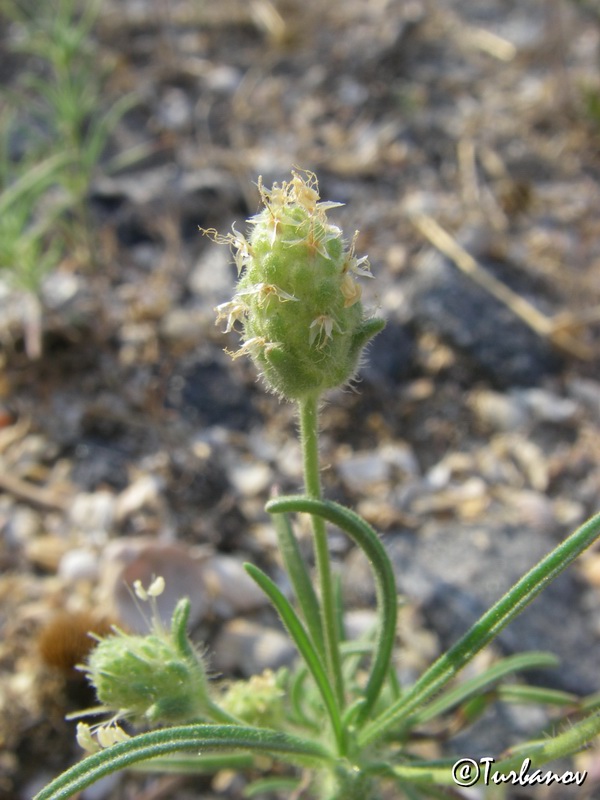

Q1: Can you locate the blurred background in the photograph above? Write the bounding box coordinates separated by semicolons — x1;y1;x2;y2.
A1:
0;1;600;797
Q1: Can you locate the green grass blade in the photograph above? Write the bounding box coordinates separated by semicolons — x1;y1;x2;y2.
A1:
0;152;71;214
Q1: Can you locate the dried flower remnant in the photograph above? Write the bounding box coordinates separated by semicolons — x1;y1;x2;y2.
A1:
38;611;113;676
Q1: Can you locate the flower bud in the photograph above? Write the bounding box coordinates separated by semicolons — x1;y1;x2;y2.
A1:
213;170;384;400
84;598;208;724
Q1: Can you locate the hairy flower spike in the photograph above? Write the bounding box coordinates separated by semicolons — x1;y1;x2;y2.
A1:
83;596;210;725
212;170;385;400
221;669;287;728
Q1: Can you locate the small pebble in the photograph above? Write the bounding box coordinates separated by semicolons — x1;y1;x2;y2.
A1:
337;449;390;492
411;476;489;517
344;609;379;640
578;554;600;589
69;491;116;536
202;555;269;617
58;548;99;582
567;378;600;422
156;86;193;132
469;388;529;431
516;387;579;424
492;434;549;492
159;308;208;346
25;535;70;572
81;773;121;800
496;487;556;530
188;245;234;300
115;474;163;522
212;618;296;676
41;272;83;310
229;461;272;498
4;506;41;547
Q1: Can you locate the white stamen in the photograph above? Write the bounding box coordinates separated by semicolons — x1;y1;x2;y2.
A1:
133;580;147;601
147;575;165;598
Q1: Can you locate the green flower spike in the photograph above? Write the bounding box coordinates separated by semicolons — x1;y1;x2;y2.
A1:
213;169;385;400
84;578;209;725
220;669;287;728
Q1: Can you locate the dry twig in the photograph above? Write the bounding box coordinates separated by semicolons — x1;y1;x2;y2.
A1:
0;470;70;512
412;214;594;360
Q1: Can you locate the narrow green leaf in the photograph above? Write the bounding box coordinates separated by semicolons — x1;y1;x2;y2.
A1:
360;509;600;748
494;711;600;772
129;752;255;774
581;691;600;714
498;684;578;707
244;562;345;754
267;496;398;724
408;652;558;727
84;92;139;168
374;759;458;787
244;776;303;796
271;509;325;661
33;725;331;800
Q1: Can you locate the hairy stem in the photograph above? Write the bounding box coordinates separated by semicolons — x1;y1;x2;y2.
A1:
298;395;345;711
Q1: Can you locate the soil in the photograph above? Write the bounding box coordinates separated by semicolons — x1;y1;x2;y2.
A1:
1;1;600;799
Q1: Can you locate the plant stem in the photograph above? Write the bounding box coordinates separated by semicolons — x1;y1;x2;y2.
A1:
298;395;345;711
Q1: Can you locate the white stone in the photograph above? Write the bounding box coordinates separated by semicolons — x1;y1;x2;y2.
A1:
229;461;272;498
337;451;390;491
59;548;99;582
516;388;579;424
469;388;529;431
69;491;116;535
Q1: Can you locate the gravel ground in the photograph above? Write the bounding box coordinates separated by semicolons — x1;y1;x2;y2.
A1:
1;1;600;798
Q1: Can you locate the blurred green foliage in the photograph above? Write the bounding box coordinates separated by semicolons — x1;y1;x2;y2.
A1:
0;0;133;355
